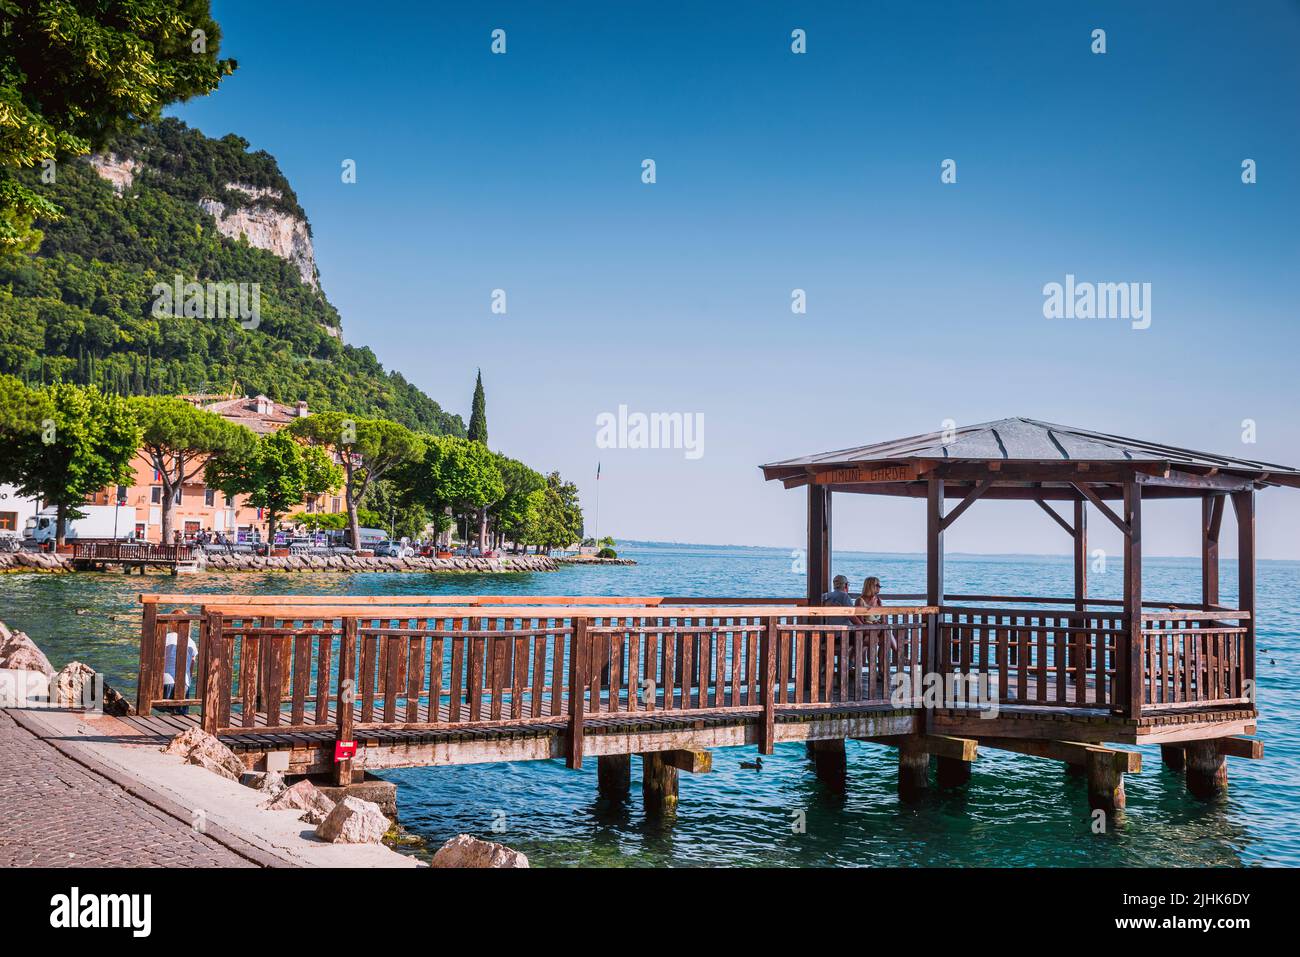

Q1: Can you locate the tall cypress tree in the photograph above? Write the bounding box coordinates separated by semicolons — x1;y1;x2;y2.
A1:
468;369;488;445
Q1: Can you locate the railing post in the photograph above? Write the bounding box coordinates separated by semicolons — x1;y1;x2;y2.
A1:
199;609;223;734
759;616;777;754
567;616;589;769
335;616;357;786
137;601;158;715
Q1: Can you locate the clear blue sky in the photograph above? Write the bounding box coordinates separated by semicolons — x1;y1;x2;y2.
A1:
172;1;1300;559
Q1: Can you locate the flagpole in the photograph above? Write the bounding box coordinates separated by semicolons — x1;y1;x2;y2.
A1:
594;462;600;545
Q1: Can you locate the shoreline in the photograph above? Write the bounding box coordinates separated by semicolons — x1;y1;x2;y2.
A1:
0;551;635;575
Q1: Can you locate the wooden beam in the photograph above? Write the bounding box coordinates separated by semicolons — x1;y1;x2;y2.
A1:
872;734;977;761
1217;736;1263;759
1034;498;1074;536
659;749;712;773
939;479;993;532
1072;482;1131;537
978;736;1140;773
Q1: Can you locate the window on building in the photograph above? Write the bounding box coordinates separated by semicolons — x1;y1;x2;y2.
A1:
173;487;182;505
332;497;341;513
150;486;162;505
0;512;16;532
205;489;215;507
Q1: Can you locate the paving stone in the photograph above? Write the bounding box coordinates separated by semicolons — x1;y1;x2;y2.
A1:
0;710;253;867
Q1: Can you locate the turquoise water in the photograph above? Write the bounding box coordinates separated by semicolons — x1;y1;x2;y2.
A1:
1;542;1296;866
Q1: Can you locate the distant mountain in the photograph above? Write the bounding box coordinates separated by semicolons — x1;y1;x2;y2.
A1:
0;118;463;435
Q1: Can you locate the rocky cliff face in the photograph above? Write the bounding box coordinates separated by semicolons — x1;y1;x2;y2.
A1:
90;162;319;290
87;153;139;194
197;185;319;289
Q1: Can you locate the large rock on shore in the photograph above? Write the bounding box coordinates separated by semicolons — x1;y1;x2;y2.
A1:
261;779;336;825
315;796;388;843
431;834;530;868
163;726;246;781
0;621;55;677
50;661;133;715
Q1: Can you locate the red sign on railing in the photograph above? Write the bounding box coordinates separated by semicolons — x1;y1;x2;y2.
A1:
334;740;357;762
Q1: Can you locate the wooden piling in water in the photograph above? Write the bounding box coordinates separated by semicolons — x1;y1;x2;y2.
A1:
898;741;930;799
1085;749;1126;812
1184;739;1228;798
641;752;678;812
1160;744;1186;772
597;754;631;797
807;738;847;792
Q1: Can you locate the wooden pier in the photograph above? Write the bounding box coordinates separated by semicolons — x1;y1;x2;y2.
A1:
125;418;1296;817
72;541;199;574
131;591;1259;813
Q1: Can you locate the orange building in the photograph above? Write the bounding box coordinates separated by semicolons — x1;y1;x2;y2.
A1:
85;394;345;543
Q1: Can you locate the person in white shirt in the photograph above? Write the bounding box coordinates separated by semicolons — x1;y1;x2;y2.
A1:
162;629;199;714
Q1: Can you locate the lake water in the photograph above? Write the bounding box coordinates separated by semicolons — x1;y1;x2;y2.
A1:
2;541;1296;867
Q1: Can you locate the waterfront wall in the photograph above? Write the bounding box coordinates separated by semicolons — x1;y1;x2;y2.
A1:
199;552;561;573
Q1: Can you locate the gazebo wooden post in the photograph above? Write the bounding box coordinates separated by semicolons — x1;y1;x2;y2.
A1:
1232;490;1256;699
918;475;944;784
807;485;831;605
1121;480;1143;719
1072;498;1087;612
1201;496;1223;607
926;477;945;670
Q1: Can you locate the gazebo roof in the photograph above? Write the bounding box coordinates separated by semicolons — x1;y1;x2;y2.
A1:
761;417;1300;499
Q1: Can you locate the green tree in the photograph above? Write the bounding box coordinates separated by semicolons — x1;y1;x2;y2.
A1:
488;453;545;552
522;471;584;555
395;434;503;549
205;428;341;542
1;0;236;250
467;369;487;445
359;477;428;541
287;411;423;550
131;394;255;540
0;373;47;484
7;381;139;544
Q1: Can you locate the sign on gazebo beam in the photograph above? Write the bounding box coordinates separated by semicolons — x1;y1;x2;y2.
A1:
810;464;921;485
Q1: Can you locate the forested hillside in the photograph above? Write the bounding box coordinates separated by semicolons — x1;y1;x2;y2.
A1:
0;119;463;435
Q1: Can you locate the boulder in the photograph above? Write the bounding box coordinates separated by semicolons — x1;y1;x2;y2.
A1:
314;796;388;844
430;834;530;868
243;770;287;799
162;726;245;781
0;621;55;677
261;779;335;824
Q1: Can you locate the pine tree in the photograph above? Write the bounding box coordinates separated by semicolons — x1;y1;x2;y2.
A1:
468;369;488;445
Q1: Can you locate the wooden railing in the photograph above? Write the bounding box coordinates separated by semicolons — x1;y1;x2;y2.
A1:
74;541;195;562
1139;611;1251;709
937;606;1126;709
135;594;1254;765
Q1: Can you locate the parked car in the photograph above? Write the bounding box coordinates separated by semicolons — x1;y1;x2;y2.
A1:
373;539;414;558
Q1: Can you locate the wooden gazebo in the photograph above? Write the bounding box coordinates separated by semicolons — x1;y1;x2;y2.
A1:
762;417;1299;795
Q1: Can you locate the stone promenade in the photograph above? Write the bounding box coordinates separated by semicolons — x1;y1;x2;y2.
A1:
0;708;253;867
